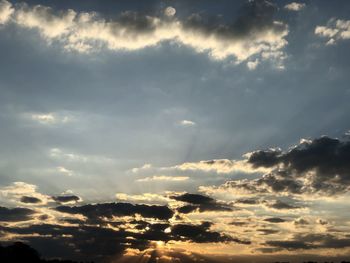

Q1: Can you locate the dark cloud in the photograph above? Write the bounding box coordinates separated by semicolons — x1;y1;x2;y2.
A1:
0;206;36;222
170;193;214;204
20;196;42;204
266;234;350;251
52;195;80;203
55;202;174;221
0;217;244;261
265;200;301;210
171;222;250;244
219;135;350;197
248;136;350;194
235;198;260;205
183;0;286;39
171;193;232;214
264;217;286;223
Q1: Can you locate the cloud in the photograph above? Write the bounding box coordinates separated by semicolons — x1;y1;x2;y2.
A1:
0;206;36;222
284;2;306;11
0;182;50;205
179;120;196;127
20;196;42;204
1;0;288;65
172;159;271;174
136;175;189;182
0;0;13;24
171;222;249;244
28;112;72;125
263;199;302;210
315;19;350;45
56;166;74;176
247;59;260;70
264;217;286;223
266;233;350;251
55;202;175;221
202;135;350;198
170;193;232;214
115;193;170;205
52;195;80;204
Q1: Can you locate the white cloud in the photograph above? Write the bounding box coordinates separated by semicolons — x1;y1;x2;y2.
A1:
49;148;113;164
115;193;170;204
131;163;152;173
0;182;50;205
179;120;196;127
28;112;72;125
284;2;306;11
0;0;13;24
171;159;271;174
247;59;260;70
56;166;74;176
136;175;189;182
315;19;350;45
1;2;288;66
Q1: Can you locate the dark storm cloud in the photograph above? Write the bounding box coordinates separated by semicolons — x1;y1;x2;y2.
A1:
52;195;80;203
20;196;42;204
171;193;232;214
0;206;36;222
55;202;174;220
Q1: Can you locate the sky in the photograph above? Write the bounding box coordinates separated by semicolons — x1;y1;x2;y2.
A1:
0;0;350;262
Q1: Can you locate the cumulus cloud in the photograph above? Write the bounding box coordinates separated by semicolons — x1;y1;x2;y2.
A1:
315;19;350;45
0;182;50;205
0;0;288;65
0;0;13;24
284;2;306;11
201;135;350;198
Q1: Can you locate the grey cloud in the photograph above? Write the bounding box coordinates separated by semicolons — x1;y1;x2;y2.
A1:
0;206;36;221
52;195;80;203
264;217;286;223
265;200;301;210
20;196;42;204
55;202;174;221
207;135;350;198
171;193;232;214
266;233;350;251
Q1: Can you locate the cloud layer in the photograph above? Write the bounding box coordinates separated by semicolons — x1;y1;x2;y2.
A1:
0;0;288;67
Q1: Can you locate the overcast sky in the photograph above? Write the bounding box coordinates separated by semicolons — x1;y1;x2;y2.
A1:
0;0;350;262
